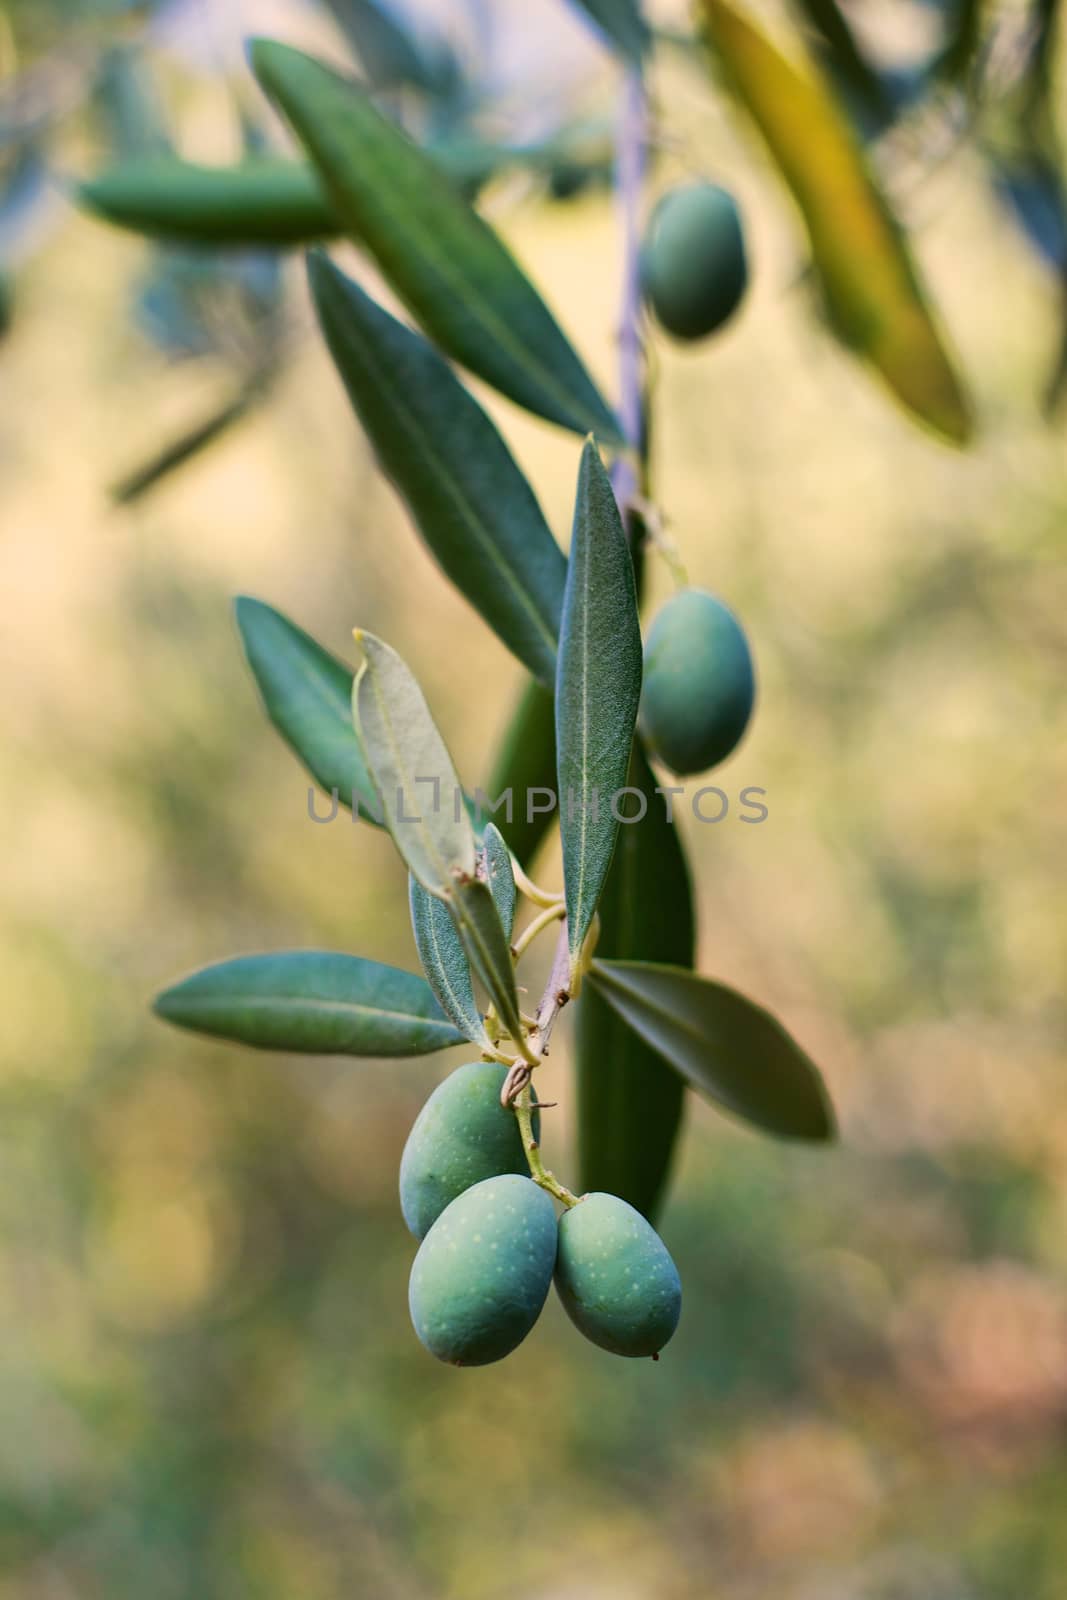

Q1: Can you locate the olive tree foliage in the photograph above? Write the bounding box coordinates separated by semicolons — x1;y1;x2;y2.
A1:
11;0;1064;1359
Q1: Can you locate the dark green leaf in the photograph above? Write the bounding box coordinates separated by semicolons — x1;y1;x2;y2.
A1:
701;0;973;444
484;679;557;868
789;0;894;129
308;254;565;687
79;157;340;245
249;39;622;440
409;875;490;1048
450;877;526;1050
588;959;836;1140
352;630;476;893
570;0;650;65
235;596;382;823
575;740;693;1221
481;822;516;940
154;951;464;1055
556;439;643;988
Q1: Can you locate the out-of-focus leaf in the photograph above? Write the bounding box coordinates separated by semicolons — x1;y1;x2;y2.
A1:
556;439;642;989
484;678;557;868
481;822;516;940
990;148;1067;272
568;0;650;65
154;951;465;1055
0;142;52;261
588;959;836;1140
409;875;491;1047
352;630;476;894
450;875;525;1047
235;597;382;824
701;0;973;444
324;0;453;93
95;43;170;158
110;371;273;503
250;40;622;441
80;157;340;246
308;254;565;688
575;740;694;1221
789;0;895;130
933;0;984;85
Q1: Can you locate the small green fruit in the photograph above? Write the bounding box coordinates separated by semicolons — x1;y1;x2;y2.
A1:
409;1174;558;1366
641;182;747;342
639;588;755;775
399;1061;539;1240
555;1192;681;1358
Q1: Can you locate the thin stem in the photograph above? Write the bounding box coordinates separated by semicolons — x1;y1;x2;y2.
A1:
510;856;561;909
514;1079;578;1208
611;67;648;524
511;899;566;959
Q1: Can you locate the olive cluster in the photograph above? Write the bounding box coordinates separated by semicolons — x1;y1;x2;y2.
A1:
401;1063;682;1365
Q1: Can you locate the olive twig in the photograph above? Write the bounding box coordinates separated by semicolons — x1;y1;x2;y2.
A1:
510;899;566;960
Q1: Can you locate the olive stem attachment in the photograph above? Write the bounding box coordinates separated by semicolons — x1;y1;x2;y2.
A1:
511;899;566;959
513;1080;578;1209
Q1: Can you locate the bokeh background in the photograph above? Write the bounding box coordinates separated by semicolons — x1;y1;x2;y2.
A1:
3;0;1067;1595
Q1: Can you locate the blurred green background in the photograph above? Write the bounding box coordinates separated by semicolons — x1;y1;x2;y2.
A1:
2;1;1067;1596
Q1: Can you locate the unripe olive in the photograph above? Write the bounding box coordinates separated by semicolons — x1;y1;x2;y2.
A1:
399;1061;539;1240
641;182;747;342
639;588;755;775
408;1175;558;1365
555;1192;681;1357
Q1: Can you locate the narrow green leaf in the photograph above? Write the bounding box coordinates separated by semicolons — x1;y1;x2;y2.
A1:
324;0;448;94
484;679;557;868
111;375;270;503
154;951;464;1055
701;0;973;444
79;157;340;245
588;959;836;1140
556;439;643;987
235;596;382;824
450;877;525;1049
575;740;694;1221
569;0;650;65
409;875;490;1048
249;39;622;441
789;0;894;128
308;254;565;688
481;822;516;941
352;631;476;893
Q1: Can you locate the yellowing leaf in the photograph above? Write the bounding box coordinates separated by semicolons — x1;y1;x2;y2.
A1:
700;0;973;444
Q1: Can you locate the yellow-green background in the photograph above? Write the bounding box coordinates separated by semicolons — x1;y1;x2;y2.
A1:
2;6;1067;1595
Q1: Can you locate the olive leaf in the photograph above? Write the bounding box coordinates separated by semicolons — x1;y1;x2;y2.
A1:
409;874;491;1049
78;157;340;245
308;254;565;688
154;951;464;1055
700;0;973;444
588;960;836;1140
481;822;516;940
575;741;694;1221
449;876;526;1050
235;596;382;823
556;439;643;989
324;0;451;95
352;630;476;893
249;39;623;441
569;0;650;65
485;678;557;868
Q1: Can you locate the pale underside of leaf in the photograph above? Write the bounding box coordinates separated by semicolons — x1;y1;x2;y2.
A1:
409;874;491;1047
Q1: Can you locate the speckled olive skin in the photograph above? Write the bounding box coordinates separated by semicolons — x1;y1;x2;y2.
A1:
641;182;748;342
555;1192;682;1358
408;1175;558;1366
639;589;756;775
399;1062;539;1240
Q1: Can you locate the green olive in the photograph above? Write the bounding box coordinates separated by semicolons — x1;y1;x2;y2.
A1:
639;589;756;775
641;182;748;342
